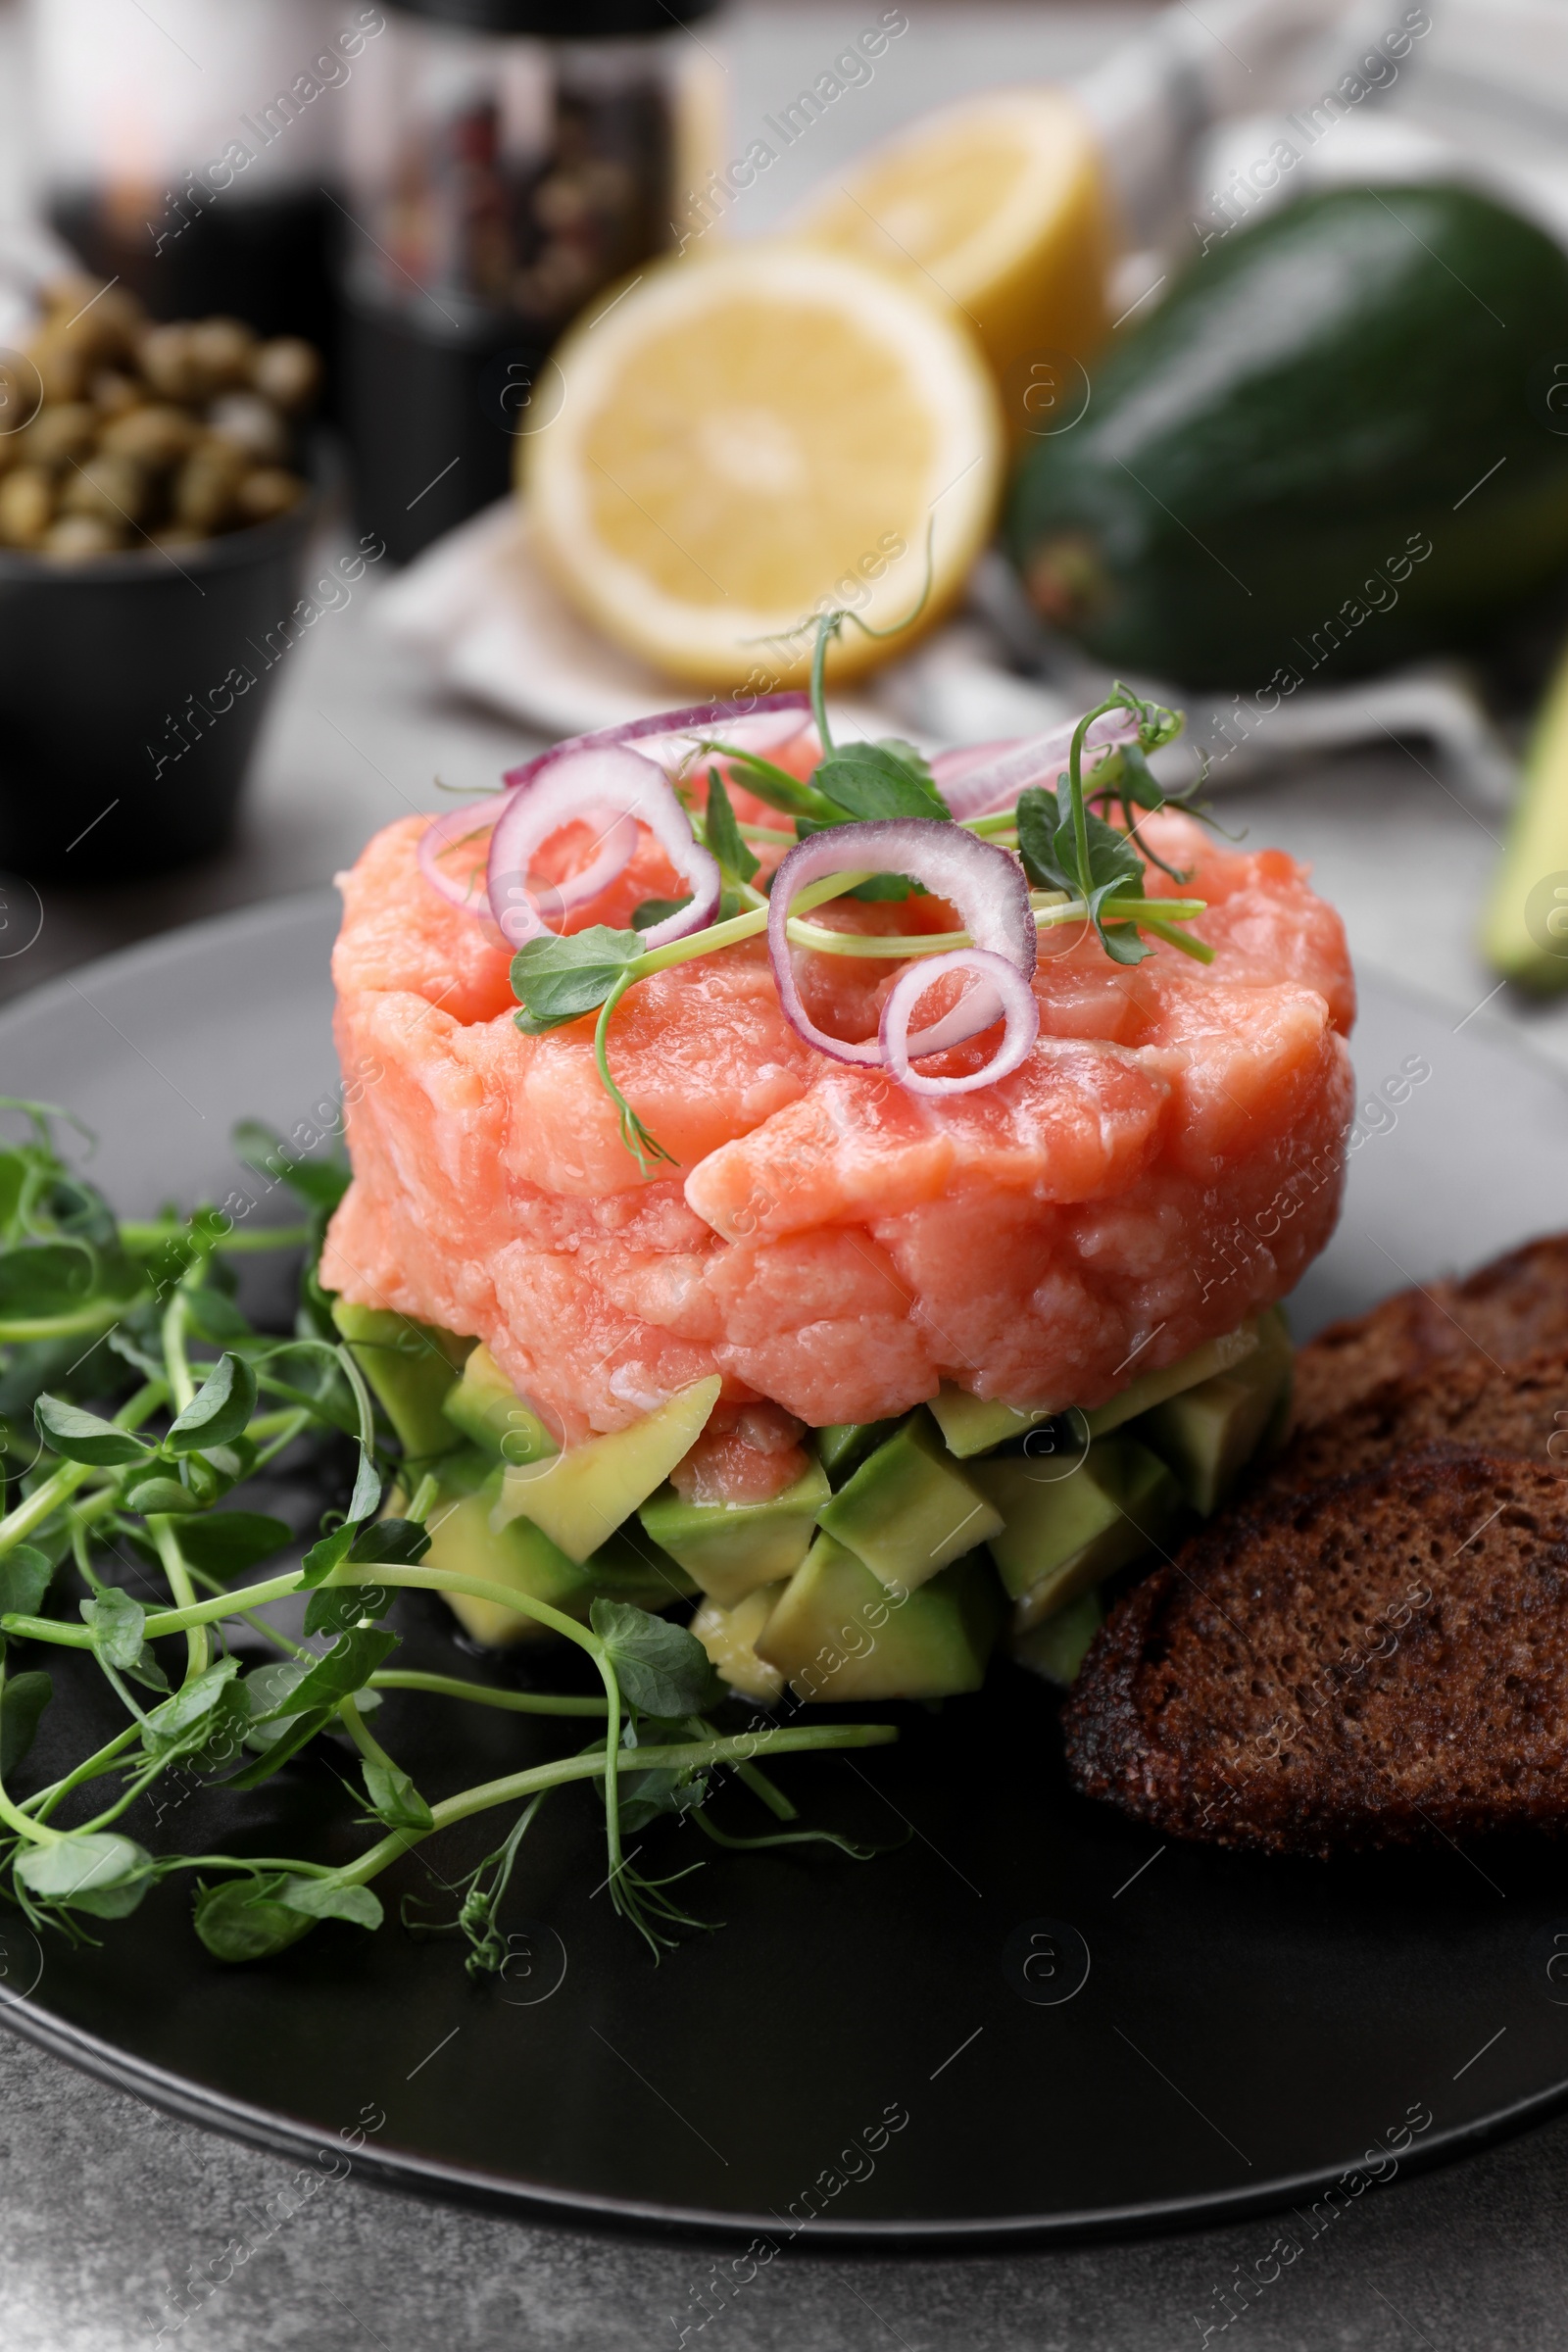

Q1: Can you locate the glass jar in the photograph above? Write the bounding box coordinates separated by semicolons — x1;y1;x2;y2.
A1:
339;0;724;561
27;0;345;357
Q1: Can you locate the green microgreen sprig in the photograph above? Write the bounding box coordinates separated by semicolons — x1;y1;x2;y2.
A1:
0;1102;895;1967
507;630;1212;1160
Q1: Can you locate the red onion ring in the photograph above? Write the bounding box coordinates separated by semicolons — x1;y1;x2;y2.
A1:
880;949;1041;1096
418;803;639;926
540;808;640;917
487;745;720;952
767;820;1037;1073
504;695;812;792
418;806;499;916
937;711;1142;822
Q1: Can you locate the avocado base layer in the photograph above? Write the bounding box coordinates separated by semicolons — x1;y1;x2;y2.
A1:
331;1299;471;1465
756;1535;1004;1701
639;1461;831;1607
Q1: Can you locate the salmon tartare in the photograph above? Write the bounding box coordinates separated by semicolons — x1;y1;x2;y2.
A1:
319;684;1352;1688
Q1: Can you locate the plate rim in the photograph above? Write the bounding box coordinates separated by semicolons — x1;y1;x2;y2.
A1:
1;1981;1564;2249
0;886;338;1038
5;899;1568;2245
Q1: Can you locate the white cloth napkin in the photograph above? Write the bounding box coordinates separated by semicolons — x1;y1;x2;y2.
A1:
374;502;1517;809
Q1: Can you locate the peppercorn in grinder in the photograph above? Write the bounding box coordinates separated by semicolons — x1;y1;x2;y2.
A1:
339;0;724;564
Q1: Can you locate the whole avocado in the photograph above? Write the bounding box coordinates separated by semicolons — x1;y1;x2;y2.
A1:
1007;184;1568;688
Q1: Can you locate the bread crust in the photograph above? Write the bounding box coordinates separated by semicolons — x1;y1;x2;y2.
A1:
1291;1233;1568;1431
1260;1345;1568;1498
1062;1450;1568;1856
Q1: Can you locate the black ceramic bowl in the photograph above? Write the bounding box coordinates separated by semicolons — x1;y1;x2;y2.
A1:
0;490;316;880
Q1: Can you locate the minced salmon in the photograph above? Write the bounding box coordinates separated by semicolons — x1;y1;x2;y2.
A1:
322;800;1354;1459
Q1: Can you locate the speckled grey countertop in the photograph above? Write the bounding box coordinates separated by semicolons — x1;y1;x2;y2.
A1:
4;2021;1567;2351
6;2;1568;2341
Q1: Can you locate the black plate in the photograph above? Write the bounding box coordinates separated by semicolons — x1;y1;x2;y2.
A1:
3;896;1568;2245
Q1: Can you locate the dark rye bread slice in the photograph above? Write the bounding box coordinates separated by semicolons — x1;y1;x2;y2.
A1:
1292;1231;1568;1430
1259;1345;1568;1499
1061;1450;1568;1857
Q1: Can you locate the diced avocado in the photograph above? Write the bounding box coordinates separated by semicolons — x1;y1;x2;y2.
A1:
816;1417;903;1484
1011;1586;1104;1687
443;1342;558;1466
692;1585;788;1703
928;1385;1054;1459
581;1520;697;1612
817;1413;1004;1592
422;1463;586;1646
1082;1319;1261;1438
493;1375;722;1563
755;1533;1004;1701
972;1436;1180;1629
422;1459;692;1647
331;1299;471;1462
1139;1306;1294;1514
638;1460;831;1608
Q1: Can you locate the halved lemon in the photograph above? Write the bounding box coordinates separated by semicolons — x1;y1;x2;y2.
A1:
523;243;1002;691
788;88;1113;400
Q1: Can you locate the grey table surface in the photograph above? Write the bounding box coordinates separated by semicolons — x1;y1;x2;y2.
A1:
7;2;1568;2342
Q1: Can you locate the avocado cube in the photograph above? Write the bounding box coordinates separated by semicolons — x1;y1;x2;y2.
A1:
331;1299;471;1463
1082;1319;1262;1438
927;1385;1054;1459
638;1459;830;1608
817;1413;1004;1591
972;1436;1180;1629
691;1584;788;1704
422;1461;588;1645
493;1376;722;1563
582;1520;697;1611
1010;1586;1103;1688
816;1417;904;1484
423;1459;692;1647
755;1533;1004;1701
1139;1306;1293;1514
443;1342;558;1466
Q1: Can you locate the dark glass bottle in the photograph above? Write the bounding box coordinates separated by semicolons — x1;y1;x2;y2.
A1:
31;0;348;359
339;0;723;562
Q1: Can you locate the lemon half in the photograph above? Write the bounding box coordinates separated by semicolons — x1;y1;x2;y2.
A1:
524;244;1002;691
789;88;1113;400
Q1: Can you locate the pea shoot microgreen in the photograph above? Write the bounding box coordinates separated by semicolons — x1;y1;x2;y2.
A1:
506;612;1213;1157
0;1102;893;1969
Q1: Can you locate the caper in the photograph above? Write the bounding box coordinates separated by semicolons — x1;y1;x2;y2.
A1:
187;317;257;392
18;402;98;468
91;369;144;417
6;281;318;556
207;392;288;465
138;323;203;402
234;466;303;523
172;437;245;530
101;402;199;469
41;513;124;560
0;466;54;547
27;328;87;406
250;336;321;414
62;453;149;525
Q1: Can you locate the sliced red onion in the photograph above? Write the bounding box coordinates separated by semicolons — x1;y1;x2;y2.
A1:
767;820;1037;1073
504;695;812;792
541;807;640;916
419;803;638;925
929;739;1017;788
881;950;1041;1096
938;710;1143;822
418;807;498;916
487;744;720;952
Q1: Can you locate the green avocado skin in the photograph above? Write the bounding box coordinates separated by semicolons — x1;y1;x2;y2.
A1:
1007;185;1568;688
